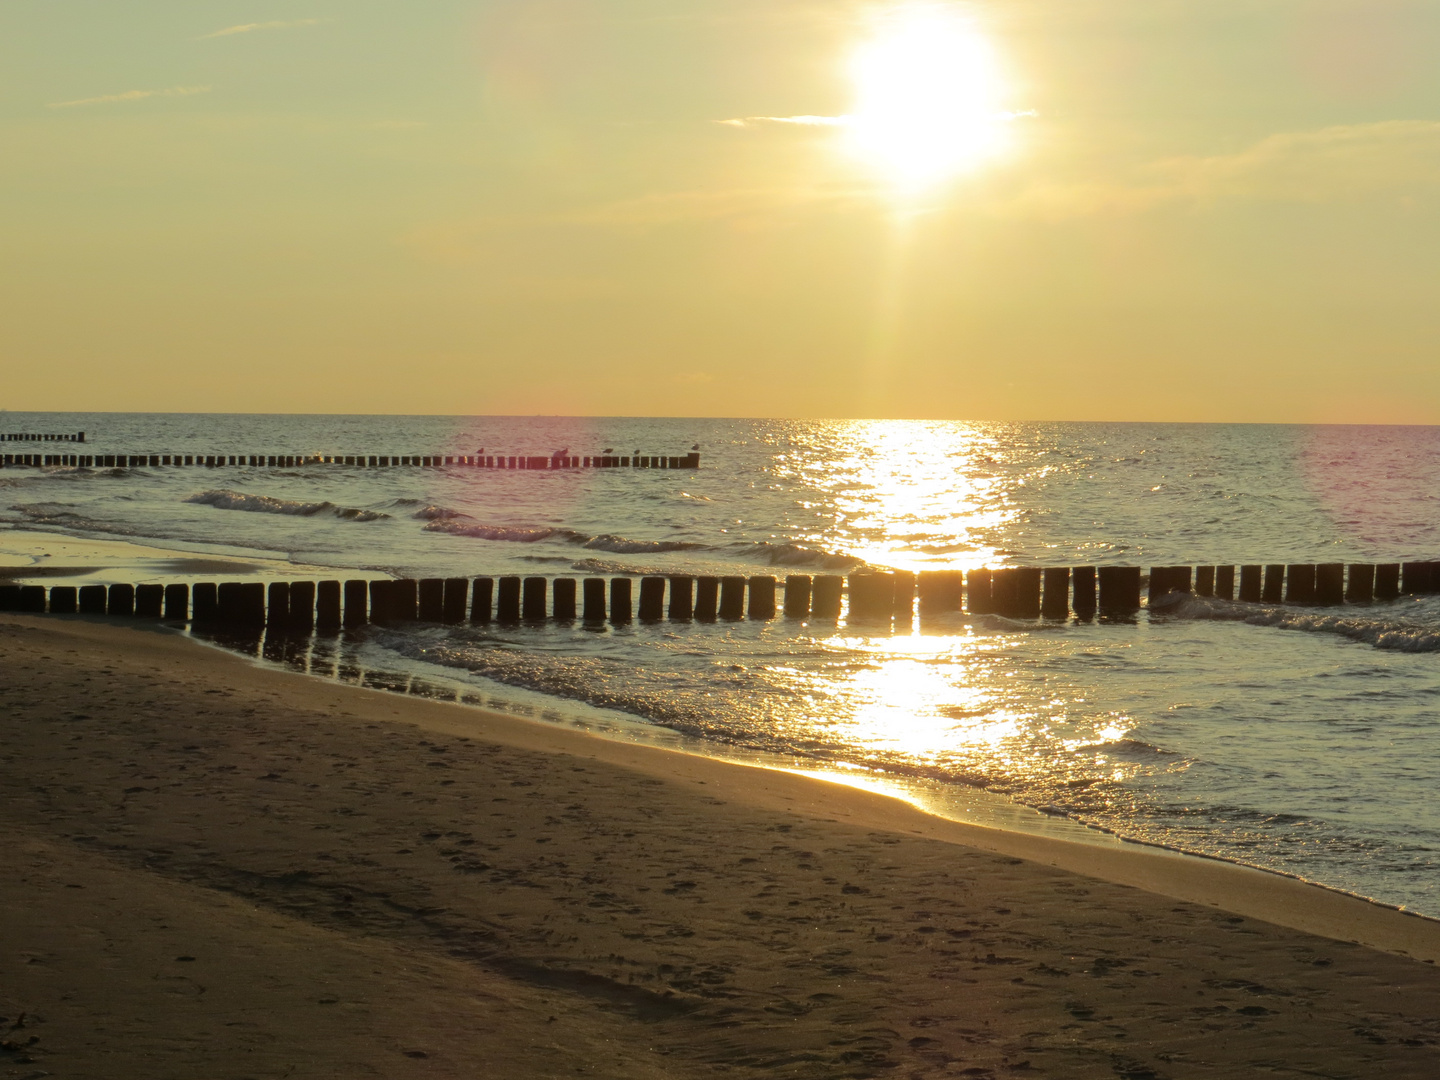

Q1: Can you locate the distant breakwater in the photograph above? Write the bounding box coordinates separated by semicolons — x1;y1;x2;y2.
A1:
1;451;699;470
4;562;1438;629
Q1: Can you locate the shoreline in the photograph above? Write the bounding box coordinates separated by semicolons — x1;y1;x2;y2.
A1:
7;612;1440;1076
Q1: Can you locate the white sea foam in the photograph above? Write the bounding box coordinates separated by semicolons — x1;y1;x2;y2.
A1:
183;489;389;521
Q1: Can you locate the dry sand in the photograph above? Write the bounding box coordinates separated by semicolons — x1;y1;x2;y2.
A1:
4;614;1440;1079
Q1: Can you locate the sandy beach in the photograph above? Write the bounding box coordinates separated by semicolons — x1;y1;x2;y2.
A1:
4;614;1440;1079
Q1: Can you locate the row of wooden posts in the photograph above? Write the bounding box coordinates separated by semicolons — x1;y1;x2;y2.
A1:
0;451;700;470
3;431;85;442
4;562;1437;628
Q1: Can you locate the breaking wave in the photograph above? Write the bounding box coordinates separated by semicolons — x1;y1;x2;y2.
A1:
581;534;703;554
422;520;584;543
1172;593;1440;653
739;541;862;570
183;489;390;522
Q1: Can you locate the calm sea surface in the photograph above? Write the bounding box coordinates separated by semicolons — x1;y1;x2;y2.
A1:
5;413;1440;913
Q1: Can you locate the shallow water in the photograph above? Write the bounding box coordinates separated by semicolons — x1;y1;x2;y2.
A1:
5;413;1440;912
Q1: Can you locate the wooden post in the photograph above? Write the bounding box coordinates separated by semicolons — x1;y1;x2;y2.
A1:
108;583;135;617
1014;568;1042;619
393;579;418;621
719;576;746;620
131;583;162;618
266;582;290;626
523;577;548;620
668;575;694;620
1214;565;1235;601
79;584;108;615
748;575;776;619
552;578;577;621
891;572;916;619
810;575;842;619
783;575;812;619
638;576;665;621
337;580;363;627
1285;565;1316;605
1195;566;1215;597
50;585;78;614
1402;562;1433;595
1261;565;1285;603
1071;566;1096;621
846;575;888;621
442;578;468;623
694;576;719;621
418;578;445;622
1042;567;1070;619
582;578;606;622
19;585;46;612
368;579;392;625
990;568;1019;617
966;569;993;615
1346;564;1375;603
191;583;218;622
242;583;266;625
289;581;314;628
610;578;633;623
1097;567;1141;618
1315;564;1344;605
1238;565;1262;602
1375;563;1400;601
496;577;522;622
0;586;19;612
471;578;494;623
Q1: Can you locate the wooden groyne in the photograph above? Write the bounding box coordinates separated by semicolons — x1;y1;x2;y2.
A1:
4;562;1436;628
0;451;699;470
2;431;85;443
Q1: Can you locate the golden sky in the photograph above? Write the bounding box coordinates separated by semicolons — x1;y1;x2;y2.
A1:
4;0;1440;421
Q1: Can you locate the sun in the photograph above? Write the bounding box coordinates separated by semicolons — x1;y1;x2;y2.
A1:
846;5;1014;190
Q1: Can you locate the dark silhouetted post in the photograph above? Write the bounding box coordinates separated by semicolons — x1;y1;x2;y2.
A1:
0;586;20;612
108;583;135;617
610;578;633;623
1097;566;1141;618
267;582;290;627
1315;564;1344;605
966;568;993;615
496;577;522;622
164;583;190;621
1402;562;1433;595
582;577;606;622
695;576;719;621
638;577;665;621
748;575;776;619
1195;566;1215;597
418;578;445;622
552;578;577;620
918;570;962;614
522;577;548;620
79;584;108;614
990;568;1019;617
337;580;363;627
668;576;694;620
1214;565;1235;601
368;580;392;625
1286;565;1316;605
719;576;746;620
1072;566;1096;621
811;575;842;619
289;580;315;628
50;586;78;614
1346;563;1375;603
846;575;887;621
392;579;417;621
135;583;163;618
1238;565;1262;602
241;583;265;625
1262;565;1284;603
1375;563;1400;602
442;578;468;623
784;575;812;619
1014;568;1042;619
193;583;219;622
1042;567;1070;619
471;578;494;623
19;585;45;613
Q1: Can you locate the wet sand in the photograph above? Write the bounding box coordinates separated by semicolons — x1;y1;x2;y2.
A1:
4;614;1440;1078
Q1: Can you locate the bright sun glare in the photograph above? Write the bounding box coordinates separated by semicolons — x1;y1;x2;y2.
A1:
846;5;1013;189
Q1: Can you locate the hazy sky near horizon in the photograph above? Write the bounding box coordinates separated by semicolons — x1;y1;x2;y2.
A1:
4;1;1440;421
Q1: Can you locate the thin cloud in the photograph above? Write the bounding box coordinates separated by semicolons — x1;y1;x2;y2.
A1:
200;18;323;39
718;115;851;128
48;85;212;109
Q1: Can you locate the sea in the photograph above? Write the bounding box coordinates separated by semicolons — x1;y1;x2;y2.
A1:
4;412;1440;915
